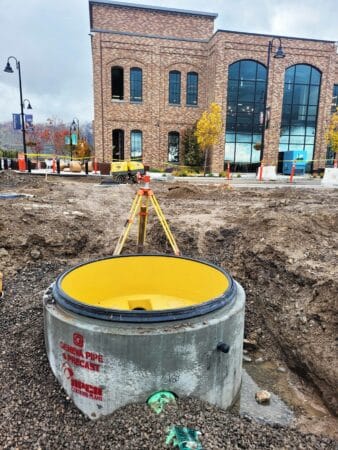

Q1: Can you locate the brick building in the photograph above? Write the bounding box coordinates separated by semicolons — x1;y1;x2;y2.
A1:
89;0;338;173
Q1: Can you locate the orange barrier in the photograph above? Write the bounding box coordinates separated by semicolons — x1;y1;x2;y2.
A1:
289;162;296;183
18;153;26;172
227;162;231;182
258;162;264;181
52;158;56;173
94;157;98;174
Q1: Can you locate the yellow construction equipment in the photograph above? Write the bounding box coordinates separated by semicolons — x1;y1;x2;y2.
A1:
110;160;144;183
114;175;180;256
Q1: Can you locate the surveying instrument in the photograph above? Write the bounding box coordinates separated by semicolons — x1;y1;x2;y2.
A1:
113;174;180;256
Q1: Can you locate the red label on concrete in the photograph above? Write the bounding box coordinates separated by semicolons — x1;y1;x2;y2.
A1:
71;378;103;401
59;341;104;373
73;333;84;348
62;353;100;372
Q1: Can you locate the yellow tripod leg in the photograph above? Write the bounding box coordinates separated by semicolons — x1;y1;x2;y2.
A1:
114;193;142;255
150;194;180;256
137;195;149;253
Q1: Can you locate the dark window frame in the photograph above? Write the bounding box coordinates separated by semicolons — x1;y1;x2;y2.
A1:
169;71;181;105
111;66;124;100
168;131;180;163
130;67;143;103
225;59;267;169
186;72;198;105
130;130;143;160
279;64;321;172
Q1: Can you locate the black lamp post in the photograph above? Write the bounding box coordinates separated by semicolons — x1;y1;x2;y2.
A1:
4;56;32;164
260;37;285;162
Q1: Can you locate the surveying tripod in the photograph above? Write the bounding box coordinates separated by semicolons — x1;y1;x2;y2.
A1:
113;175;180;256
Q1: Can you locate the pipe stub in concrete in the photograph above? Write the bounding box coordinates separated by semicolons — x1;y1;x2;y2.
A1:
52;255;237;322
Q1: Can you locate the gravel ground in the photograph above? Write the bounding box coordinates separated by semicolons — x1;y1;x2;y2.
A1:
0;264;336;449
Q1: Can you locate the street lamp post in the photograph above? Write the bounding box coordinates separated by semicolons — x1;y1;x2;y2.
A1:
260;38;285;162
4;56;32;164
70;118;80;161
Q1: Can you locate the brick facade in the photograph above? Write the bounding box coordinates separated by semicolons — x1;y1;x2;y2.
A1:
89;0;338;172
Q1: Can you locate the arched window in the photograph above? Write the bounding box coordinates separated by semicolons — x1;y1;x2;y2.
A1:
111;66;124;100
130;130;142;160
112;129;124;160
279;64;321;172
225;60;267;170
186;72;198;105
130;68;142;102
169;71;181;105
168;132;179;162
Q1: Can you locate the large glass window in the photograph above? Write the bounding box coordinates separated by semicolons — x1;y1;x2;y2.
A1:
225;60;267;170
279;64;321;172
130;130;142;160
130;68;142;102
169;71;181;105
186;72;198;105
168;132;179;162
111;66;124;100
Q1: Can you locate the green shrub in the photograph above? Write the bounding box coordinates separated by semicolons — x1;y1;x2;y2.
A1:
149;167;164;173
0;149;18;158
172;168;190;177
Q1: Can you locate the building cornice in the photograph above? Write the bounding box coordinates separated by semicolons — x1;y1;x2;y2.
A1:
89;0;217;29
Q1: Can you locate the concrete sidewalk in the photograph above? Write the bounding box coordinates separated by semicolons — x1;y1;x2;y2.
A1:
149;172;327;188
1;169;333;189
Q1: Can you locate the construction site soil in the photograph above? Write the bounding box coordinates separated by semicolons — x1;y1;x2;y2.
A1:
0;171;337;449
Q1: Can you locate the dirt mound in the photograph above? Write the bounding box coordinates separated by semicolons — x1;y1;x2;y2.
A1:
0;170;46;190
155;185;338;416
167;184;204;199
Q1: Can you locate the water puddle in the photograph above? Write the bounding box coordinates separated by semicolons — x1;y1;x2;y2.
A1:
0;192;34;199
232;368;294;426
231;359;338;440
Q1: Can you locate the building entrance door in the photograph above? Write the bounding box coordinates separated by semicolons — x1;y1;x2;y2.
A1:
112;129;124;160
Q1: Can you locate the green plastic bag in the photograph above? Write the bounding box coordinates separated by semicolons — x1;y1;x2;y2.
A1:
147;391;176;414
166;426;203;449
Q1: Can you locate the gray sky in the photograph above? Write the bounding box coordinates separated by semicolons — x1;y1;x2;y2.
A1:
0;0;336;125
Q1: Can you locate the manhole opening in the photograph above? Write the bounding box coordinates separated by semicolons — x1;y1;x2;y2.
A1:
128;299;152;311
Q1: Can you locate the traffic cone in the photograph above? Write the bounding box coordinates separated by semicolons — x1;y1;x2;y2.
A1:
94;157;98;174
18;153;26;172
258;162;264;181
290;162;296;183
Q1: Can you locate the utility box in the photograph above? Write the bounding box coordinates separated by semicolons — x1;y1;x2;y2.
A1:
282;150;306;175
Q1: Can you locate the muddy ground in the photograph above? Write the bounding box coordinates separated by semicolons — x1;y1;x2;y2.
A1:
0;171;337;449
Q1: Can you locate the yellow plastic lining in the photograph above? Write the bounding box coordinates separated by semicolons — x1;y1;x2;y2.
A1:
60;256;229;311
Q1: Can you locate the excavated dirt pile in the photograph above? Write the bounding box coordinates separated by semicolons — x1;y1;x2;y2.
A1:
0;172;337;449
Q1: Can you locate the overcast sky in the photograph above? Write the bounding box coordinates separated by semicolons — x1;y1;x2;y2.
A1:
0;0;337;126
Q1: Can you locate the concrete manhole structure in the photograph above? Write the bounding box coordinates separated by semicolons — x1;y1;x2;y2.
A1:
44;254;245;419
